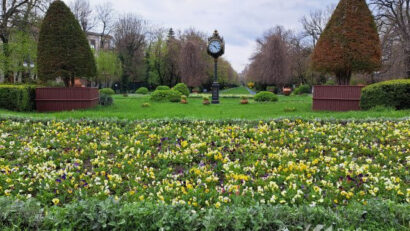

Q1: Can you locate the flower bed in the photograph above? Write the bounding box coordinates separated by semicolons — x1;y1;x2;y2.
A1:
0;119;408;209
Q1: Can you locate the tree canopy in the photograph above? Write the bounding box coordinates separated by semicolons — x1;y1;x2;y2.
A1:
37;0;96;87
311;0;381;85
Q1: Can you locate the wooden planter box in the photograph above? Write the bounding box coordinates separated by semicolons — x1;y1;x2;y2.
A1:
313;85;364;111
36;87;99;112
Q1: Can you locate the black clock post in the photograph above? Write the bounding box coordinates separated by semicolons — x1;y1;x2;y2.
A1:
207;30;225;104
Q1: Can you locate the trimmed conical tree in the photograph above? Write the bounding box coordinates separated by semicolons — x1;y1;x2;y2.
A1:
311;0;381;85
37;0;96;87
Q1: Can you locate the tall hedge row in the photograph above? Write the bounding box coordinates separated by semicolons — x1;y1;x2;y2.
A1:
0;85;36;111
361;79;410;110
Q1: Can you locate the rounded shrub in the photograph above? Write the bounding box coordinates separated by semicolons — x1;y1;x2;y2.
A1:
135;87;149;95
254;91;278;102
361;79;410;110
99;88;115;95
150;90;182;102
156;86;171;91
293;85;311;95
99;94;113;106
173;83;189;96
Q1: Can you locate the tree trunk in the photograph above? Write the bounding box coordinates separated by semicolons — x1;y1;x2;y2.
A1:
336;70;352;85
406;48;410;79
63;78;70;87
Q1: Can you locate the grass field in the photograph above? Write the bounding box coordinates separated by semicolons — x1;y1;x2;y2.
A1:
221;86;251;95
0;94;408;120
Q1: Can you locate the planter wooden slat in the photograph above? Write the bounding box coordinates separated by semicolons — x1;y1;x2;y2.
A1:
313;86;364;111
36;87;99;112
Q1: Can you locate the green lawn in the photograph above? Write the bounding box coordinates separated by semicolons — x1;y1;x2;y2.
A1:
221;86;251;95
0;94;408;120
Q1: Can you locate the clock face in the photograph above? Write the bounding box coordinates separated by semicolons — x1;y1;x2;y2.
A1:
209;40;222;54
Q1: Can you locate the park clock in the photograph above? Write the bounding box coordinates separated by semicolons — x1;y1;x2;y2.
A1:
207;30;225;104
207;30;225;58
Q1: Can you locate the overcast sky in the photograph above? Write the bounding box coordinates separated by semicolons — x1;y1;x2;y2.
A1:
63;0;339;72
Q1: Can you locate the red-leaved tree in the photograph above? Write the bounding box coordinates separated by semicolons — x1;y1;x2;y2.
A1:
312;0;382;85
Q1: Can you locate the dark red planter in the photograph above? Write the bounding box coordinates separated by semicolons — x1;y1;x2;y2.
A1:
36;87;99;112
313;85;364;111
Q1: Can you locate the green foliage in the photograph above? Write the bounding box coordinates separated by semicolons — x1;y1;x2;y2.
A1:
324;79;336;86
0;85;36;111
37;1;96;87
99;88;115;95
150;90;182;102
156;85;171;91
135;87;149;95
96;50;122;86
361;79;410;110
293;85;311;95
99;94;113;106
0;31;37;76
254;91;278;102
0;198;408;230
173;83;190;96
45;80;65;87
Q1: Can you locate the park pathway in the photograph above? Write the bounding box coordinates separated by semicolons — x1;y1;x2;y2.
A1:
245;87;256;95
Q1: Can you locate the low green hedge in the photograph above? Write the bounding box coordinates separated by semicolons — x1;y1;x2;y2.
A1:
0;198;408;230
99;88;115;95
173;83;190;96
361;79;410;110
293;85;311;95
254;91;278;102
156;85;171;91
0;85;36;111
135;87;149;95
150;89;182;102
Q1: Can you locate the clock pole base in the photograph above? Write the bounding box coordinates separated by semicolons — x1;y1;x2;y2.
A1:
212;82;220;104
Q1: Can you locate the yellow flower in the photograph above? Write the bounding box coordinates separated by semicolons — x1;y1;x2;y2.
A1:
139;195;144;201
181;140;188;148
215;202;221;208
52;198;60;205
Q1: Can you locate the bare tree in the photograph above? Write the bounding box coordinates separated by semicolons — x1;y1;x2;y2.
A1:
95;1;114;48
300;5;335;47
371;0;410;78
179;29;209;88
70;0;94;32
288;34;312;84
247;26;292;88
114;14;147;84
